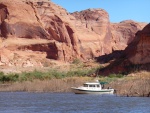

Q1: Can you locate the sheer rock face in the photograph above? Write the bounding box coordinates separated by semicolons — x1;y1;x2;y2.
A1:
34;1;80;61
0;1;48;39
71;9;112;58
111;20;147;50
126;23;150;64
99;24;150;75
71;11;146;58
0;0;79;67
0;0;147;68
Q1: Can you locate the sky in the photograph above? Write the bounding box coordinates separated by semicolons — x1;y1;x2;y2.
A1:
51;0;149;23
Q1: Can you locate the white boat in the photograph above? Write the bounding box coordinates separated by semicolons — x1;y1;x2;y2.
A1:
71;80;114;94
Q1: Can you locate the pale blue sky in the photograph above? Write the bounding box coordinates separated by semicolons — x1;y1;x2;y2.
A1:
51;0;149;23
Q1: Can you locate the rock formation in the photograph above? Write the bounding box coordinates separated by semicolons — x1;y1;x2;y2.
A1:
110;20;146;50
0;0;79;69
0;0;147;69
126;23;150;64
99;23;150;75
72;11;146;57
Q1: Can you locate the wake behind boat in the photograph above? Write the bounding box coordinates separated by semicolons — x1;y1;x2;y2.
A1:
71;80;114;94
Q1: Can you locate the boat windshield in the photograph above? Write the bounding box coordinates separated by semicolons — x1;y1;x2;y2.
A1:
89;85;95;87
83;84;88;87
97;85;100;87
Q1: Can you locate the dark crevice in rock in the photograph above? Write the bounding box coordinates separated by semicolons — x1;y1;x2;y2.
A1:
0;4;9;37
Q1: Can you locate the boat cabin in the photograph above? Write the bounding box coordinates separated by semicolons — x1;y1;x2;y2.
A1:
83;82;102;89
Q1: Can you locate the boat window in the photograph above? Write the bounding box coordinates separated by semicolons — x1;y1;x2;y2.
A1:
97;85;100;87
89;85;95;87
83;84;88;87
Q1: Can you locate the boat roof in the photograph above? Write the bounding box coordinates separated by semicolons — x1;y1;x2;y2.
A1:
84;82;100;85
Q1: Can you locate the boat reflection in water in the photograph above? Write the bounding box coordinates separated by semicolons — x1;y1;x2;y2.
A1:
71;80;114;94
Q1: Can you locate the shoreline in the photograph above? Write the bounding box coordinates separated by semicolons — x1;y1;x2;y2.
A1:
0;75;150;97
0;77;90;93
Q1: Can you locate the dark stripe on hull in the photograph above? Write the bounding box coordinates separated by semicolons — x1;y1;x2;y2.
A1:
72;88;114;94
77;89;113;92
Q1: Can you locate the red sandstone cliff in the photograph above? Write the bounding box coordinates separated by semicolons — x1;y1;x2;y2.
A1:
126;23;150;64
99;23;150;75
0;0;147;69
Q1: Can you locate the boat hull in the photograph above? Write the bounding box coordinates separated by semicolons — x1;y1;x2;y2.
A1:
71;87;114;94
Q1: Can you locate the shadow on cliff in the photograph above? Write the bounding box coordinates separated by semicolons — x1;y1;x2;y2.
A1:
95;51;128;76
98;56;150;76
95;50;124;64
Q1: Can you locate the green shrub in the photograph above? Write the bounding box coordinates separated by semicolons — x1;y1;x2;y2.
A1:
72;58;81;65
7;73;19;82
0;66;100;82
0;72;19;83
30;70;44;80
19;70;45;81
50;70;64;79
108;73;124;78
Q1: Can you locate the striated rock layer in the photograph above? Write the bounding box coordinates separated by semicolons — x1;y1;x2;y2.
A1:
0;0;147;69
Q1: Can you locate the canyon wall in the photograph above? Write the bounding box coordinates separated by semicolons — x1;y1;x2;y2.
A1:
0;0;147;68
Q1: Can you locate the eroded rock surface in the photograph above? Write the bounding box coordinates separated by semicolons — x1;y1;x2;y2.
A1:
0;0;147;70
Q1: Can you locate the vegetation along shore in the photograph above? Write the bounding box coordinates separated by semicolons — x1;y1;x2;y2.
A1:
0;63;150;97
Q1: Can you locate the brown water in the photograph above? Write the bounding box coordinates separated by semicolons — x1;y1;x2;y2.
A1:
0;92;150;113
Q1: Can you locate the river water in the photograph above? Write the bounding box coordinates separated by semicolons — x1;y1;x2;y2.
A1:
0;92;150;113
